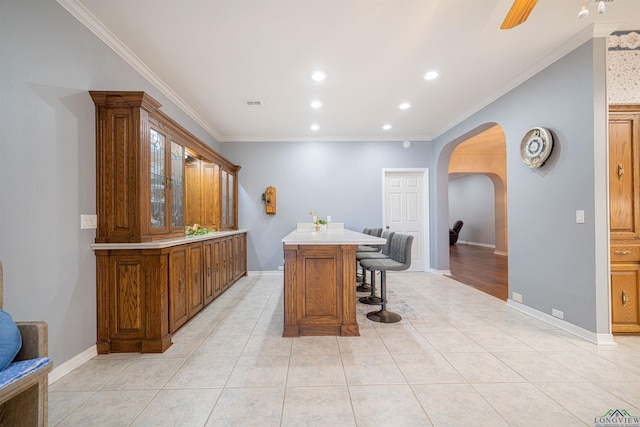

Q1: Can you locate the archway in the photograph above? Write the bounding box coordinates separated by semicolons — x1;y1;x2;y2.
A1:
436;123;508;300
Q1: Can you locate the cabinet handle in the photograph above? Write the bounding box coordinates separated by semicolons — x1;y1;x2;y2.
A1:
618;164;624;180
216;262;219;272
622;290;628;306
196;271;199;282
179;278;183;293
207;266;211;277
614;250;631;255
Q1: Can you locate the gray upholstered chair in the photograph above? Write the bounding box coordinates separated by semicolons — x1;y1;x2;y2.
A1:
357;228;383;253
360;233;413;323
356;231;395;299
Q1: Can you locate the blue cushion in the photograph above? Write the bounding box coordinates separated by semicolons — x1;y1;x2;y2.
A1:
0;310;22;371
0;357;51;388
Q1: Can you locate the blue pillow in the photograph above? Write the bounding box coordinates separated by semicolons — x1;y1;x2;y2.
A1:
0;310;22;371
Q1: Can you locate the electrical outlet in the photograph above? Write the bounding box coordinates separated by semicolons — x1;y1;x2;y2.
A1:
81;214;97;229
576;210;585;224
512;292;523;303
278;265;284;271
552;309;564;319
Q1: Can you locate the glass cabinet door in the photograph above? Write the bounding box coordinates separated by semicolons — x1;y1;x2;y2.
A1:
171;141;184;229
221;169;228;226
228;173;234;227
150;129;166;229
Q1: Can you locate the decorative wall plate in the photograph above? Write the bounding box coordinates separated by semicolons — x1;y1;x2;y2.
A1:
520;127;553;169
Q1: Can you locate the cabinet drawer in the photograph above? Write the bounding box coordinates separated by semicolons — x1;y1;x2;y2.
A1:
610;245;640;262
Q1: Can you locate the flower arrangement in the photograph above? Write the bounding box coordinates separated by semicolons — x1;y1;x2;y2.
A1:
309;210;327;231
185;223;213;236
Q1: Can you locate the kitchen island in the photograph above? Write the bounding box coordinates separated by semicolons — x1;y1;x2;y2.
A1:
282;226;385;337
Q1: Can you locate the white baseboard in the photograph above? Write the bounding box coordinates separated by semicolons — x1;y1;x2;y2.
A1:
248;270;283;276
49;345;97;384
458;240;495;249
506;299;616;346
431;268;452;275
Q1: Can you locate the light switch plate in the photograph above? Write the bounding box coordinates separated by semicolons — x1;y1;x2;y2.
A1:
81;214;97;229
576;210;585;224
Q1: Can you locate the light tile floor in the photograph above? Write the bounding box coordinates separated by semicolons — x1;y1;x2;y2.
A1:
49;273;640;426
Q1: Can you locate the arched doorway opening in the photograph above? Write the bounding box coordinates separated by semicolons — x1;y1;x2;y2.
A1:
445;124;508;300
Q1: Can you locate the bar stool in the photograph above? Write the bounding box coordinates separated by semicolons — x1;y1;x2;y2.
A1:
356;231;394;298
360;233;413;323
357;228;382;253
356;228;383;286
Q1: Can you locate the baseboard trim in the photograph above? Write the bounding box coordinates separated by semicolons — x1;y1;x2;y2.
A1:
506;299;616;346
458;240;495;249
431;268;452;275
49;345;97;384
248;270;283;276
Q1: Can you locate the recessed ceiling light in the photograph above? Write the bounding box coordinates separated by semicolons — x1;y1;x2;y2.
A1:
424;70;439;80
399;102;410;110
311;71;326;82
382;124;392;130
310;100;322;109
310;124;320;131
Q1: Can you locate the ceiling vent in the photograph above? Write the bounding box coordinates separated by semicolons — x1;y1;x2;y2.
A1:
244;100;263;106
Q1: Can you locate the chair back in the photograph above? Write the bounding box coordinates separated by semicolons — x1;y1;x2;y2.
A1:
452;220;463;233
369;228;383;237
362;228;371;235
380;231;395;256
390;233;413;268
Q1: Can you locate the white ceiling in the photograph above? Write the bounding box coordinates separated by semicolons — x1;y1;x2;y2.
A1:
60;0;640;143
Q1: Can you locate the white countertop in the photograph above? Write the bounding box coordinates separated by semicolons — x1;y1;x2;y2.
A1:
282;228;386;245
91;229;248;250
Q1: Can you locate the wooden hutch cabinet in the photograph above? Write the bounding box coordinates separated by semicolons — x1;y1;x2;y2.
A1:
90;91;247;353
609;104;640;333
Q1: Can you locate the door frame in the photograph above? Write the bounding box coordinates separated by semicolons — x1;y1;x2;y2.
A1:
381;168;430;272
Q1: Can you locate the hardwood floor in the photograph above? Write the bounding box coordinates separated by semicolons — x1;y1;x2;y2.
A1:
447;243;508;301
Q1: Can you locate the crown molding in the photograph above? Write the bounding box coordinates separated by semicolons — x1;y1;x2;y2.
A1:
56;0;222;142
218;134;433;143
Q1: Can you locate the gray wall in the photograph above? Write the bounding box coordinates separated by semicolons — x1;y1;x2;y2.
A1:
221;140;431;271
430;39;607;333
0;1;219;366
448;174;495;246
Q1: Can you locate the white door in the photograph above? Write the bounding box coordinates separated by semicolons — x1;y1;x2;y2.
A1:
383;169;428;272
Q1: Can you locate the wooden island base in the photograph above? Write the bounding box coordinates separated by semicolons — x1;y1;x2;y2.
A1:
282;227;385;337
283;243;360;337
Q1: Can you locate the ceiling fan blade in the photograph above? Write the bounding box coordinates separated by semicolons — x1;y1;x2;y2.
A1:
500;0;538;29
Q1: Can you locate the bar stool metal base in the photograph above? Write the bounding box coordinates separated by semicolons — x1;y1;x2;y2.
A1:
358;295;382;305
366;309;402;323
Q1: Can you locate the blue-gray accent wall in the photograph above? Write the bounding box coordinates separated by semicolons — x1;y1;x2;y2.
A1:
1;0;220;366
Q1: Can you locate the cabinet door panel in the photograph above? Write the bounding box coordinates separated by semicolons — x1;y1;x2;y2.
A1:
214;239;222;297
185;160;202;227
611;265;640;332
169;247;189;332
188;243;204;317
203;163;218;229
204;241;214;305
609;114;640;239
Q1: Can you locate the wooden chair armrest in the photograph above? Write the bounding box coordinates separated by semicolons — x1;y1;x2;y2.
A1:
15;322;48;361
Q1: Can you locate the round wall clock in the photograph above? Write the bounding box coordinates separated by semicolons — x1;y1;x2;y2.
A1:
520;127;553;169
